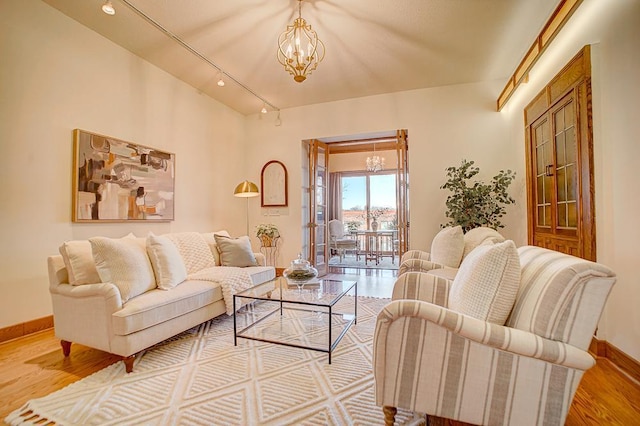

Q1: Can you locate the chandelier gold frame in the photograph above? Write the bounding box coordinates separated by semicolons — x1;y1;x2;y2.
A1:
277;0;325;83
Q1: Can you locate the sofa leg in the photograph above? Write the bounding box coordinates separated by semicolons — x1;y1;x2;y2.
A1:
61;340;71;357
123;355;135;373
383;406;397;426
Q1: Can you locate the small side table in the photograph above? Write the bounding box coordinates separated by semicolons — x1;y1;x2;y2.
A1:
259;237;279;267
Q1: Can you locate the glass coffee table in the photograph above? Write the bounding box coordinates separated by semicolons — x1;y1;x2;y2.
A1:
233;277;357;363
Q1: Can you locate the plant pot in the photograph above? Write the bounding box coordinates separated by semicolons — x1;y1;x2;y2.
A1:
260;235;275;247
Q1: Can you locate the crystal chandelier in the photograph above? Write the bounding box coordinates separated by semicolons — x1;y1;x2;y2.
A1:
277;0;325;83
366;145;385;172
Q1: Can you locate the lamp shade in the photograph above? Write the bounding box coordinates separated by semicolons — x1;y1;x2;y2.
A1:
233;180;259;197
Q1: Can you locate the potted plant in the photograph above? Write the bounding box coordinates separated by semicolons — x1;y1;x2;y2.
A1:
440;159;516;233
255;223;280;247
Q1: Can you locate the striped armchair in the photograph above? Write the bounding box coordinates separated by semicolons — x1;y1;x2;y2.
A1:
373;245;616;426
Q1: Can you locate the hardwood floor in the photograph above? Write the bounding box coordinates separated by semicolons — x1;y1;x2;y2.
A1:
2;267;639;425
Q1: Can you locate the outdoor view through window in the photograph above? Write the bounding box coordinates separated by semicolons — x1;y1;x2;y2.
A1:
341;173;396;232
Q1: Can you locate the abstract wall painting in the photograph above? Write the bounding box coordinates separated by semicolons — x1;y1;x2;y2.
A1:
72;129;175;222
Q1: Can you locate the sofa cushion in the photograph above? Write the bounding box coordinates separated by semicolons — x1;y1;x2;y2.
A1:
462;226;505;259
59;240;101;285
146;233;187;290
246;266;277;285
449;240;521;325
90;236;157;303
201;230;231;266
430;226;464;268
165;232;216;274
214;235;258;267
112;279;223;335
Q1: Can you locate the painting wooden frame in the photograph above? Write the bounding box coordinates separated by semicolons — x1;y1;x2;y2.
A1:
72;129;175;222
260;160;288;207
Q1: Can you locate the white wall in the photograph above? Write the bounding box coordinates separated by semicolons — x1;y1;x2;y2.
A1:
0;1;247;328
499;0;640;360
245;80;525;268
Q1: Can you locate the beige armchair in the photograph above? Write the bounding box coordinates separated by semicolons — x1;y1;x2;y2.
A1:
328;219;359;262
373;245;616;426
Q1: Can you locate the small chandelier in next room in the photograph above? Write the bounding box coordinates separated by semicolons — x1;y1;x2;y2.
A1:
277;0;325;83
366;145;385;172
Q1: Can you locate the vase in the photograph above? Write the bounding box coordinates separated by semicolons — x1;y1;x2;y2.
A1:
283;253;318;289
371;219;378;231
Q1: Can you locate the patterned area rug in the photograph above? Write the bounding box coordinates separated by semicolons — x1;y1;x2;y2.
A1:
329;256;399;270
6;297;422;426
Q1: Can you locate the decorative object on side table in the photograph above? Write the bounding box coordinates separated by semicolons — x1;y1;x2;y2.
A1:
283;253;318;289
256;223;280;266
368;207;390;231
440;159;516;232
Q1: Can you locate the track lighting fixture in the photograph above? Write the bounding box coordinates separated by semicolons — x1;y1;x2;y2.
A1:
102;1;116;15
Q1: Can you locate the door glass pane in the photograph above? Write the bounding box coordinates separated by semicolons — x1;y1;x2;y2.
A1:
565;127;577;164
557;167;566;202
544;175;553;205
556;132;566;167
536;176;544;204
370;174;397;230
537;206;545;226
544;206;551;226
558;202;567;227
566;164;576;201
567;202;577;227
554;108;564;133
341;176;366;231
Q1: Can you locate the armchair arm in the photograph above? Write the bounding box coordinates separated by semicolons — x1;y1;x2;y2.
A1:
376;299;595;370
391;271;452;306
398;258;445;276
399;249;430;264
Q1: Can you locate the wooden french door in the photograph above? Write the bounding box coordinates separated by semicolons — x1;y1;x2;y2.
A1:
307;139;329;276
525;46;595;260
395;129;409;256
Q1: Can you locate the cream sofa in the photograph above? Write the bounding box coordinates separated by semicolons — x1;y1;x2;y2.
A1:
48;231;275;373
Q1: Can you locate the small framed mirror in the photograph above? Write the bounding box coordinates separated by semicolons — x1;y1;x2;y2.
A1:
261;160;288;207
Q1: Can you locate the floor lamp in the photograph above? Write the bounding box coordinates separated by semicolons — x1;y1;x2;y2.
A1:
234;180;259;236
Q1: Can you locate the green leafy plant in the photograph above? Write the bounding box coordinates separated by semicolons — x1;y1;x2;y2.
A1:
255;223;279;239
440;159;516;233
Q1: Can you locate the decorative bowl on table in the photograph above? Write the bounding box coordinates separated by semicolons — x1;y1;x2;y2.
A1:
283;254;318;288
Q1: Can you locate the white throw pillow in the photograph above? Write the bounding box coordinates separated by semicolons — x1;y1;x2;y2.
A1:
59;240;101;285
146;233;187;290
90;236;157;303
430;226;465;268
213;235;257;267
201;230;231;266
449;240;521;325
165;232;216;274
462;226;505;259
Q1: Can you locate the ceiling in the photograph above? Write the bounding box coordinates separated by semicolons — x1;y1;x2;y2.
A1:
42;0;559;115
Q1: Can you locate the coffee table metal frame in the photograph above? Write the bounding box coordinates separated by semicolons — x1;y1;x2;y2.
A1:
233;278;357;363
